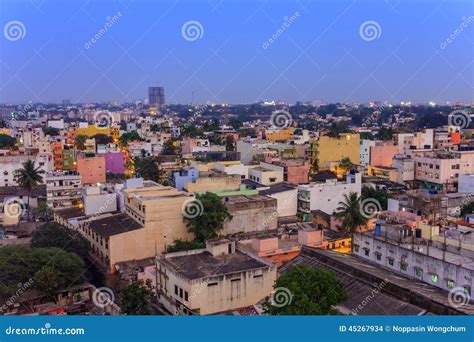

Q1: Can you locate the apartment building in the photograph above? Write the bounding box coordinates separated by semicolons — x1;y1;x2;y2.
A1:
183;170;241;193
352;222;474;295
297;171;361;216
360;139;375;168
248;162;284;186
156;239;276;315
76;155;106;185
45;171;82;208
413;150;474;192
0;152;51;187
308;133;360;172
369;141;398;167
270;158;310;184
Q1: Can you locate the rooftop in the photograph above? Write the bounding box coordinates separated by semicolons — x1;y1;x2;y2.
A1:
259;182;296;196
162;250;269;280
88;213;143;238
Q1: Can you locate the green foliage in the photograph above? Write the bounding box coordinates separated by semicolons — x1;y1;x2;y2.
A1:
33;203;53;222
161;138;178;155
184;192;232;243
225;135;235;151
75;135;87;150
0;246;85;298
375;127;394;141
208;135;223;145
119;131;143;146
228;119;243;130
43;127;60;136
339;157;354;171
92;134;113;145
359;132;375;140
15;160;43;221
202;119;220;132
0;134;16;148
180;125;203;138
461;201;474;216
121;279;154;315
166;239;205;253
133;157;161;182
31;222;91;259
264;265;347;315
361;186;388;211
333;192;368;243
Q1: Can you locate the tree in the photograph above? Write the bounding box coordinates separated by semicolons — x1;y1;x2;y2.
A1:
225;135;235;151
161;138;178;155
376;127;394;141
461;201;474;216
333;192;368;253
93;133;113;145
184;192;232;243
121;279;154;315
0;246;85;300
75;135;87;150
263;264;347;315
133;157;161;182
326;123;349;138
228;118;243;130
166;239;205;253
339;157;354;172
15;160;43;221
31;222;91;259
119;131;143;146
0;134;16;149
361;186;388;211
43;127;60;136
33;203;53;222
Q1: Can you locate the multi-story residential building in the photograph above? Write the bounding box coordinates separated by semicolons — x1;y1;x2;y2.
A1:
76;155;106;185
392;156;415;185
270;159;310;184
369;141;398;167
413;150;474;192
459;174;474;193
45;171;82;208
223;194;278;235
182;138;211;155
247;162;284;186
51;142;76;171
297;171;361;217
82;185;117;216
352;222;474;296
183;170;241;193
156;239;276;315
259;183;298;217
397;129;434;154
171;167;199;191
265;127;294;142
360;139;375;168
0;152;51;187
308;133;360;173
213;161;250;179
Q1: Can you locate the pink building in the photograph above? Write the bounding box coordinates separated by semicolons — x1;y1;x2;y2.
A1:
99;152;125;175
370;141;398;167
77;155;106;185
272;159;310;184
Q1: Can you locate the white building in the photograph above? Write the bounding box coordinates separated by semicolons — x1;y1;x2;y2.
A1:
0;152;51;187
248;162;284;186
458;174;474;194
83;185;118;216
360;139;375;168
45;171;82;208
392;157;415;184
213;162;250;179
259;183;298;217
297;172;362;215
156;240;276;315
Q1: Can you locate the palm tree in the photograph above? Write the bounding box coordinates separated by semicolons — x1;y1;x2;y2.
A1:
34;202;52;222
333;192;368;253
15;160;43;221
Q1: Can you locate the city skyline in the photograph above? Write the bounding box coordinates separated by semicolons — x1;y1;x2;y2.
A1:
0;0;473;105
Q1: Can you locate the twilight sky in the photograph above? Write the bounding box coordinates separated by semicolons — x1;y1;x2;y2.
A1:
0;0;473;105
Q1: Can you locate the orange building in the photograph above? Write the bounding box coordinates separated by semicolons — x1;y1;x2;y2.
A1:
370;141;398;167
77;155;106;185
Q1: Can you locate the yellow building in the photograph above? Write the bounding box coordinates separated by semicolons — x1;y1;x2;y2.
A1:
0;128;11;136
75;126;119;141
367;165;398;182
266;127;294;142
309;133;360;172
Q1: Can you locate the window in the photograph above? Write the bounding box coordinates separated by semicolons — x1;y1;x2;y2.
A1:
207;282;218;287
184;291;189;301
415;268;423;277
431;274;438;283
375;253;381;261
364;249;369;257
400;263;408;271
174;285;178;295
464;286;471;296
447;280;455;289
269;177;277;183
388;257;394;266
179;288;183;298
354;245;359;253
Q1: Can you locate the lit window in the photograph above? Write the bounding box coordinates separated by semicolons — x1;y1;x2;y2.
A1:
431;274;438;283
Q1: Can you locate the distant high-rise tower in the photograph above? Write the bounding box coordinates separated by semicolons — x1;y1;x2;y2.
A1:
148;86;165;107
